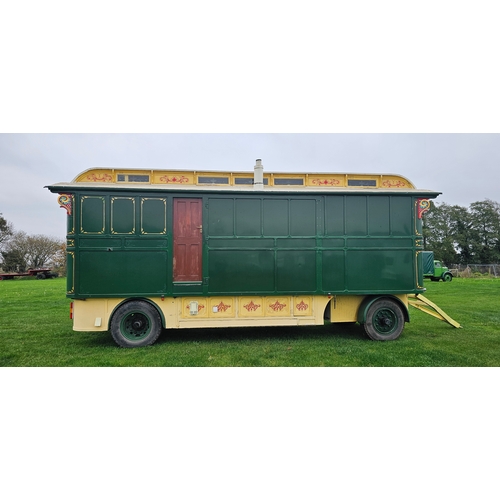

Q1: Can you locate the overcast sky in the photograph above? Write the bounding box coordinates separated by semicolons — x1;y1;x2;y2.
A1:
0;133;499;240
3;3;499;242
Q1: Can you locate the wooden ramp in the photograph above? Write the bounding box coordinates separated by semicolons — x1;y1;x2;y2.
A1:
408;294;462;328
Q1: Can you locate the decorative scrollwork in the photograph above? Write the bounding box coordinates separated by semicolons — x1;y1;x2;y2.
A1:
296;300;309;311
417;199;431;219
159;175;189;184
312;179;340;186
215;301;231;312
244;301;261;312
58;194;73;216
86;174;113;182
269;300;287;312
382;180;407;188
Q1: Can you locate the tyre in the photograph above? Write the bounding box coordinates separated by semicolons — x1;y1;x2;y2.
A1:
364;299;405;341
110;300;162;348
443;273;452;282
37;273;46;279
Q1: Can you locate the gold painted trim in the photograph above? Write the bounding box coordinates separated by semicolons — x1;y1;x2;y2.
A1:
67;213;75;235
67;251;75;294
111;197;136;234
415;251;425;289
140;197;167;234
80;196;105;234
414;199;422;236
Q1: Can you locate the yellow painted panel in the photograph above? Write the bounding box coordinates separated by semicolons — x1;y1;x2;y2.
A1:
239;297;264;317
265;297;291;317
330;295;363;322
73;298;121;331
72;168;417;191
154;171;194;185
209;298;235;318
307;175;344;187
293;296;313;316
76;169;114;183
380;175;414;189
181;298;208;318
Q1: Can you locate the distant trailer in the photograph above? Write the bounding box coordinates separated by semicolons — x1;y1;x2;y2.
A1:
0;268;58;280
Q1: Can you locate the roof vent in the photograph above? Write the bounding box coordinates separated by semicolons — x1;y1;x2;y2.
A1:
254;159;264;190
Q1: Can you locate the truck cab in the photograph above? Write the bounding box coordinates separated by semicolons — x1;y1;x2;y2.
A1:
422;251;453;282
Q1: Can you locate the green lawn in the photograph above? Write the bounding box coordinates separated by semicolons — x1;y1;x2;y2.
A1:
1;277;499;366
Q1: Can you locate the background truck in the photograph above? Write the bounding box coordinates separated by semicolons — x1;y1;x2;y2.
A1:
422;251;453;282
0;268;58;280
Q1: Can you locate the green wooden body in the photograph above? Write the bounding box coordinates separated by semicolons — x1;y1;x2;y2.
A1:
51;186;438;299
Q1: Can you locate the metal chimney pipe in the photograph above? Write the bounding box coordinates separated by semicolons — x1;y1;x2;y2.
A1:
254;159;264;190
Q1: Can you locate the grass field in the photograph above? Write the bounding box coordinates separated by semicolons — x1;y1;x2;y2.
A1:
1;277;499;366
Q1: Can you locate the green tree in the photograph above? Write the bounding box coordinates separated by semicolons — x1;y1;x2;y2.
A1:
422;202;457;265
0;213;13;247
50;242;67;276
469;200;500;263
447;205;474;265
1;249;27;272
423;199;500;264
4;232;63;268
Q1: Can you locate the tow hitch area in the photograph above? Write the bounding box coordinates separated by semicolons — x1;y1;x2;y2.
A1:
408;294;461;329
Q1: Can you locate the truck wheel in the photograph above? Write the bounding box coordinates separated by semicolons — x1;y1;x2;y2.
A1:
110;300;162;348
364;299;405;341
443;273;452;282
37;273;46;280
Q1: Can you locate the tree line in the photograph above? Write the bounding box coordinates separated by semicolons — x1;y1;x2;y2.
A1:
0;213;65;273
423;199;500;266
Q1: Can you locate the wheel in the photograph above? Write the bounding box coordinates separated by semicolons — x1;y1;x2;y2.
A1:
110;300;162;348
37;273;46;279
364;299;405;341
443;273;452;282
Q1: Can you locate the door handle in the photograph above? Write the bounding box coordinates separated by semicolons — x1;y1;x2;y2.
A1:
196;225;203;234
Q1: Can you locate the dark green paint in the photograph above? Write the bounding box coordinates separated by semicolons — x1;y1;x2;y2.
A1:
47;187;439;299
111;198;135;233
81;196;105;233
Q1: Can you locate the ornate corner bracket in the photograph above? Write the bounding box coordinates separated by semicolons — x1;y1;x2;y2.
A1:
58;194;73;216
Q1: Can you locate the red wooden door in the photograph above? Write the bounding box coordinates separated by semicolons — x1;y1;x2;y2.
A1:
173;198;203;282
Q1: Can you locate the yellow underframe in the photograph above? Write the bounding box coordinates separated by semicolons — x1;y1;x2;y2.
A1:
71;294;409;332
